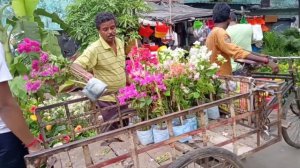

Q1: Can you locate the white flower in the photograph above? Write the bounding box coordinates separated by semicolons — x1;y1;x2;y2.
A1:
181;85;190;94
193;41;201;46
194;73;200;80
53;142;64;148
212;75;218;79
209;63;220;70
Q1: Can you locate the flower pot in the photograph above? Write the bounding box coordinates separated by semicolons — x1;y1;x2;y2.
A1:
173;121;192;143
136;128;154;145
152;125;170;143
206;106;220;120
185;116;198;131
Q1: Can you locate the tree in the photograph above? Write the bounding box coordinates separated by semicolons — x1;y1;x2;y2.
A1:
65;0;150;50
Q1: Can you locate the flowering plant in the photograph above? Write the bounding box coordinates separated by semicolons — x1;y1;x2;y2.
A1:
10;38;70;103
158;41;221;111
118;47;166;121
118;42;223;123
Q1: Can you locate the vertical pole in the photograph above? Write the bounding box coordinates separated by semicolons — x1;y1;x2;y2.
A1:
229;100;238;155
298;0;300;27
129;130;139;168
276;88;283;139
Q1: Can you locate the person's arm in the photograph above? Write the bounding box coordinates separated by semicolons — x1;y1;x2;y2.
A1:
0;82;37;146
71;47;97;81
218;31;278;73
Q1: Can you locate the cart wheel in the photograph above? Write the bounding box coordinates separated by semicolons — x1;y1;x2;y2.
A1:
290;101;300;116
282;99;300;148
168;147;244;168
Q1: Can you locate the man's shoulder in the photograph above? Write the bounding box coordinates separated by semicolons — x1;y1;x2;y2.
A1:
88;39;103;49
212;27;227;35
116;38;124;47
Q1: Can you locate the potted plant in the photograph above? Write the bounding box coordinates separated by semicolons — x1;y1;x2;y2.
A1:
157;42;222;141
118;47;168;145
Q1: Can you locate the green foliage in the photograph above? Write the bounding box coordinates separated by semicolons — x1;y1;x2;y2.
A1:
65;0;150;49
11;0;40;21
262;28;300;57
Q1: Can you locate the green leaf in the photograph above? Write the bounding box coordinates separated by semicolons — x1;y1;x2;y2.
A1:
164;90;171;96
58;80;75;93
9;76;28;101
15;62;28;75
42;31;62;56
193;92;200;99
20;20;41;41
145;98;152;106
12;0;40;21
139;102;146;108
34;8;70;32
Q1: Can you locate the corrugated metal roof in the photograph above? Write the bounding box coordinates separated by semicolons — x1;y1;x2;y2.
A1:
141;2;212;23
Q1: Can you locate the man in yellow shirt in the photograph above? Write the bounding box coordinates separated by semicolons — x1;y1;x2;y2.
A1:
71;12;127;130
206;3;278;76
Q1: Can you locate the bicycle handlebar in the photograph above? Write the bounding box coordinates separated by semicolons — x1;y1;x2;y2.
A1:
270;56;300;60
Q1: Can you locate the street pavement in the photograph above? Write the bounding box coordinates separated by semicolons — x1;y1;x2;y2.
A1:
243;140;300;168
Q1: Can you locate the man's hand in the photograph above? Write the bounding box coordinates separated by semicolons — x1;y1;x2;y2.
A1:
267;57;279;74
27;140;47;168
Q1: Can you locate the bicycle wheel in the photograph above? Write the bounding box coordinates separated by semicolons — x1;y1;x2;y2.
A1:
282;93;300;148
168;147;244;168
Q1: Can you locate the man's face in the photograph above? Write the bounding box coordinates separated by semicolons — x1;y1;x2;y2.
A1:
98;20;117;44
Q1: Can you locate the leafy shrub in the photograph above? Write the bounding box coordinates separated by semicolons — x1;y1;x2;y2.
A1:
65;0;150;50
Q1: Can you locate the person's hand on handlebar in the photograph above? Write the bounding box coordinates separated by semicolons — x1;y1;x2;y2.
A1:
266;57;279;74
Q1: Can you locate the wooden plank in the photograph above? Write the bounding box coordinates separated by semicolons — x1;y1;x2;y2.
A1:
83;145;94;166
89;141;117;163
146;145;173;166
206;130;253;156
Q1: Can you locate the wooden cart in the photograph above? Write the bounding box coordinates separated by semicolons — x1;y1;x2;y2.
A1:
25;76;284;168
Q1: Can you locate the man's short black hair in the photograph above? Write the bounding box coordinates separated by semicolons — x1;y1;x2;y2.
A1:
212;3;231;23
230;12;238;22
95;12;117;30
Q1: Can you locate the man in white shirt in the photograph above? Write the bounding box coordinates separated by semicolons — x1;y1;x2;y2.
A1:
0;43;43;167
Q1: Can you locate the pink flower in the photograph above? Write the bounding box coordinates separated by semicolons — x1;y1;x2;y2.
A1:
31;60;39;71
17;38;41;54
23;75;29;81
25;80;42;93
30;71;38;78
52;66;59;73
40;52;49;63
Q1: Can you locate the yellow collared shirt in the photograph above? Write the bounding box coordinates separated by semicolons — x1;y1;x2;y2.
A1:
74;36;126;102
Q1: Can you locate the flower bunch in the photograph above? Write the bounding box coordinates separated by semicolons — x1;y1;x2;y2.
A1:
118;47;166;121
158;42;221;111
17;38;41;54
17;38;60;93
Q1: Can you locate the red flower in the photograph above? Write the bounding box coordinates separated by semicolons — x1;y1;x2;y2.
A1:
29;105;37;113
62;135;71;143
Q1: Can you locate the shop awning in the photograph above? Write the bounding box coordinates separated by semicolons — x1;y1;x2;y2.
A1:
140;2;213;25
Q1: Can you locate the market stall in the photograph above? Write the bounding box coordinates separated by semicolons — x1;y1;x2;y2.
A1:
138;2;214;51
